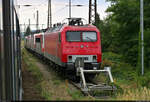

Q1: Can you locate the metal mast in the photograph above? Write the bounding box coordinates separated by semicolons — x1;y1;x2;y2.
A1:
36;10;39;31
28;19;30;28
47;0;52;28
140;0;144;75
69;0;71;18
89;0;97;24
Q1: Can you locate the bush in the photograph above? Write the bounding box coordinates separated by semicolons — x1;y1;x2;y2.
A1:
102;52;139;84
102;52;122;63
136;71;150;87
102;52;150;88
101;59;114;68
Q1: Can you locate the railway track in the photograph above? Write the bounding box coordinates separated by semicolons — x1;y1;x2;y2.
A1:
66;60;117;99
27;49;117;99
68;78;117;99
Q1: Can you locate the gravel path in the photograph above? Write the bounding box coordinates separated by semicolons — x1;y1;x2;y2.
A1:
22;59;45;100
34;60;74;100
22;49;92;100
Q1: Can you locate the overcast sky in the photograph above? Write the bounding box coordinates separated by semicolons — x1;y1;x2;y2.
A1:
17;0;110;30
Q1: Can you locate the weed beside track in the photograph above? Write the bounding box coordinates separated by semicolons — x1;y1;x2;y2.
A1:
22;48;96;100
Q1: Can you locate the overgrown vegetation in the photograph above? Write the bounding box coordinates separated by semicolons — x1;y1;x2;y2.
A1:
22;48;94;100
93;0;150;100
22;0;150;100
96;0;150;68
116;87;150;100
22;48;45;98
99;52;150;100
22;48;43;82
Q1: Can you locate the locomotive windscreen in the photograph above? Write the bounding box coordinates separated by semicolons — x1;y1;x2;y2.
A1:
66;31;97;42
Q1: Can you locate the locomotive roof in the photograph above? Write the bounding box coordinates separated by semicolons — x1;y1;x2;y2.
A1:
46;24;99;33
64;24;97;28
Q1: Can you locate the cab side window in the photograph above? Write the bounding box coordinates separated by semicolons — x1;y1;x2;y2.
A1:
36;38;40;43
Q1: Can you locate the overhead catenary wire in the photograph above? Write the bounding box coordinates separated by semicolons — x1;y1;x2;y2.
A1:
20;0;109;30
52;6;68;15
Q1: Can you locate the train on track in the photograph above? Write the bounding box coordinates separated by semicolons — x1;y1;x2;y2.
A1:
0;0;22;101
25;18;102;80
25;18;116;94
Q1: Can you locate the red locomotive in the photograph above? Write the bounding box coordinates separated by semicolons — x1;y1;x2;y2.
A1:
25;18;102;78
25;18;116;93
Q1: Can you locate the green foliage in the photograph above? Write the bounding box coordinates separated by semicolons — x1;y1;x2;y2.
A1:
53;80;61;85
41;89;52;100
144;29;150;67
94;13;101;27
23;48;43;81
102;52;150;88
106;0;140;66
102;52;122;63
96;0;150;69
67;88;83;100
102;52;136;81
136;71;150;87
24;26;31;36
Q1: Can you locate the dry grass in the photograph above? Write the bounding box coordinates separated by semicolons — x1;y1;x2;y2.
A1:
23;41;150;101
95;74;150;101
22;47;93;100
116;87;150;100
21;40;24;47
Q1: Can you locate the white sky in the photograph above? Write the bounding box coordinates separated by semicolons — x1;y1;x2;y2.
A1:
17;0;110;30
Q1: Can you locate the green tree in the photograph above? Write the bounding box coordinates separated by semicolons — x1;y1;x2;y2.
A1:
94;13;113;52
104;0;140;66
94;13;101;27
103;0;150;69
24;26;31;36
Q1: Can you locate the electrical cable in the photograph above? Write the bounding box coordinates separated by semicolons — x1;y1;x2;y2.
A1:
52;6;68;15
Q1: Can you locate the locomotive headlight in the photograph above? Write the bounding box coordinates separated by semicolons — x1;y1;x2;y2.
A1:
93;55;97;62
68;56;72;62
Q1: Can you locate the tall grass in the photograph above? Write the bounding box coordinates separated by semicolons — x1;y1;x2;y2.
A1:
22;48;43;81
101;52;150;100
116;87;150;100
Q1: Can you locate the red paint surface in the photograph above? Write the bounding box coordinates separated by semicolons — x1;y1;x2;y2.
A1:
44;25;102;63
25;25;102;64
